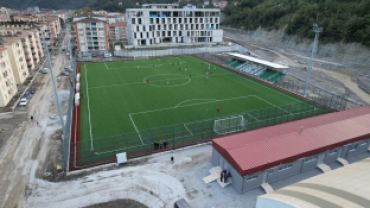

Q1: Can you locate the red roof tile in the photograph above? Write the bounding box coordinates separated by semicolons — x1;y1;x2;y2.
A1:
212;107;370;176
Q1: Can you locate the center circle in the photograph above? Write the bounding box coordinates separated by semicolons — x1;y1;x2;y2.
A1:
143;74;191;87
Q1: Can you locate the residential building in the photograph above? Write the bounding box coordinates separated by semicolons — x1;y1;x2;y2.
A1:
108;22;127;41
1;37;29;84
219;1;228;9
74;15;109;52
0;7;11;14
0;48;18;107
18;30;43;72
211;107;370;194
126;4;223;46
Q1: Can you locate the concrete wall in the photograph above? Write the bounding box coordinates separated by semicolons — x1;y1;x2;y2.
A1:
211;137;370;194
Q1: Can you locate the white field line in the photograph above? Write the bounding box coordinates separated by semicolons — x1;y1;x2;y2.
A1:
88;73;232;90
104;62;109;70
130;95;255;116
183;124;194;136
84;65;94;151
217;67;301;102
129;114;144;145
175;99;218;108
254;95;295;116
95;143;145;155
176;57;187;63
246;112;260;121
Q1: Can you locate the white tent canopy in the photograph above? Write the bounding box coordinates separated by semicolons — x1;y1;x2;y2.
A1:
227;52;289;70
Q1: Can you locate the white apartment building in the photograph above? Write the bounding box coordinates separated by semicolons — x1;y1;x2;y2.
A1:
126;4;223;46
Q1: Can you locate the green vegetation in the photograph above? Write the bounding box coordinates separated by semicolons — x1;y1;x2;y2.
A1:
78;56;327;164
223;0;370;46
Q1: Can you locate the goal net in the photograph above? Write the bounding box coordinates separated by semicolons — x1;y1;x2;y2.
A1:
133;55;148;61
213;115;246;135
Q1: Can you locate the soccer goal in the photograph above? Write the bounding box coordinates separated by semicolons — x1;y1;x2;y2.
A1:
133;55;148;61
213;115;247;135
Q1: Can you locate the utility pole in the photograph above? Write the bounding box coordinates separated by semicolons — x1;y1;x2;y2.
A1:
303;23;323;97
43;41;65;131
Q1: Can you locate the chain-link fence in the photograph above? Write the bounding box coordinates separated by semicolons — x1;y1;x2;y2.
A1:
198;53;354;111
62;59;76;171
69;102;331;168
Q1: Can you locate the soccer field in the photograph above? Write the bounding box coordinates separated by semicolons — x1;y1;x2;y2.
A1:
77;56;328;165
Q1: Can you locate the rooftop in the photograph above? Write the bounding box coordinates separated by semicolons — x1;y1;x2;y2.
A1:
227;52;289;69
212;107;370;177
108;22;127;27
258;157;370;208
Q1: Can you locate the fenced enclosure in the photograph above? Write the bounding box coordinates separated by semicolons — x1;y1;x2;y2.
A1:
197;53;352;111
62;60;76;171
69;101;331;169
113;44;247;57
66;51;360;171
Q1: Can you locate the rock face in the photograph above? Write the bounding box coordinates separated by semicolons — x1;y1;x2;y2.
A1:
252;26;370;66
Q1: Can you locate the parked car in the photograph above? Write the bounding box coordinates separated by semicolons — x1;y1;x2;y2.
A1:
64;64;71;69
19;98;28;106
28;88;36;94
41;68;49;74
104;53;112;58
92;54;97;57
51;56;56;59
22;92;31;100
62;48;65;51
55;51;58;55
60;71;69;76
66;52;70;56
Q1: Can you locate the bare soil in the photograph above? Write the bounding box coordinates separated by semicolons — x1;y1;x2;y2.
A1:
83;199;148;208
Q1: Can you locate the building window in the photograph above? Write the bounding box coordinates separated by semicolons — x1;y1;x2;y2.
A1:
278;164;292;171
329;150;337;155
349;144;358;151
246;176;257;182
304;157;317;163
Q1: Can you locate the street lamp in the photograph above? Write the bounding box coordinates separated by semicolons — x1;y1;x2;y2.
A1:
303;23;323;97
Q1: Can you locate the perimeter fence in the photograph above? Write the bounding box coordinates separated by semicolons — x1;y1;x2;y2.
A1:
197;53;351;111
69;101;332;169
62;59;76;171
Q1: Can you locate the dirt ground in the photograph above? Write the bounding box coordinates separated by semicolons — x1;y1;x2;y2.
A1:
0;30;71;208
223;31;370;106
83;199;148;208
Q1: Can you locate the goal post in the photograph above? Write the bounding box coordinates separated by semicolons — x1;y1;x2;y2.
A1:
213;115;247;135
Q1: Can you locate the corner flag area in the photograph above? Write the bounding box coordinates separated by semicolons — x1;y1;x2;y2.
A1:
70;56;330;169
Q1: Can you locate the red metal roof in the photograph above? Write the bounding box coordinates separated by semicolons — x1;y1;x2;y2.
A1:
212;107;370;177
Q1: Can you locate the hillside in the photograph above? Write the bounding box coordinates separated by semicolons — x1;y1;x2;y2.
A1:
0;0;96;10
223;0;370;46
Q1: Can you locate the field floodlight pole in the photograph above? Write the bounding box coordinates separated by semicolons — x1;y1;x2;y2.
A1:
42;40;65;131
303;23;323;97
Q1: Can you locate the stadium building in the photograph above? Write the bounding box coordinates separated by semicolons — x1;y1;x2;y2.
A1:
126;4;223;46
256;156;370;208
211;107;370;194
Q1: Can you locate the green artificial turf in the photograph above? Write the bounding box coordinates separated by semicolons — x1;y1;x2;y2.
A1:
78;56;328;164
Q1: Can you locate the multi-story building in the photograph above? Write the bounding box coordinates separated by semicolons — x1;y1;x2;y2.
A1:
126;4;223;46
0;48;18;107
108;22;127;42
19;30;43;72
1;37;28;84
74;15;109;52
